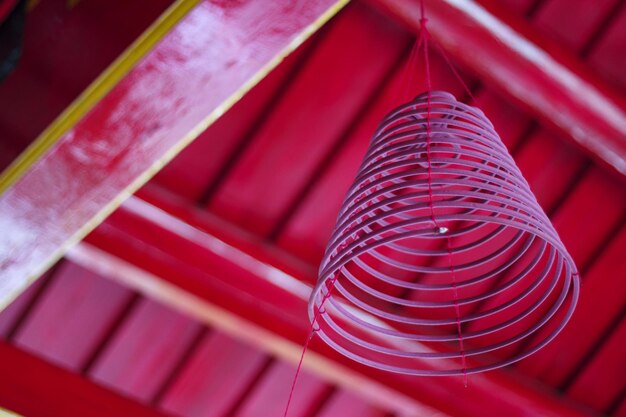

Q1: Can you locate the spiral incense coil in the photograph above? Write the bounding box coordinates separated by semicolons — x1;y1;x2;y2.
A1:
309;91;579;375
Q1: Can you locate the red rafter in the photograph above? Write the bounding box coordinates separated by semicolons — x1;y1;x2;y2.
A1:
366;0;626;178
67;186;599;417
0;340;171;417
0;0;348;309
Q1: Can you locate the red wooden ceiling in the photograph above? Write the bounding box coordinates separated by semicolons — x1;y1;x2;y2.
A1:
1;0;626;416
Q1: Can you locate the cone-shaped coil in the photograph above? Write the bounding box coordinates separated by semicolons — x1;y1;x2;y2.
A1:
309;91;579;375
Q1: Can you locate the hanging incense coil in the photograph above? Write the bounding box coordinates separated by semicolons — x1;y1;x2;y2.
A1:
309;91;579;375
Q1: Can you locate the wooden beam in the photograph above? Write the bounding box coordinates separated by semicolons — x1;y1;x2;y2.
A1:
366;0;626;178
68;186;600;417
0;341;172;417
0;408;21;417
0;0;349;310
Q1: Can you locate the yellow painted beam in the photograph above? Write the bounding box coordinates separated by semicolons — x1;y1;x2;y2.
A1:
0;0;202;196
0;0;349;311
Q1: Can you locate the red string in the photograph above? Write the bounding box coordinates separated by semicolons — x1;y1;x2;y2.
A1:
432;39;478;105
419;2;469;386
285;7;470;411
283;275;338;417
404;39;421;102
392;36;422;109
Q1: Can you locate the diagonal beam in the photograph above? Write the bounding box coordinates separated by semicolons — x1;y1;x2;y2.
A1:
0;341;172;417
0;0;349;310
68;186;600;417
366;0;626;178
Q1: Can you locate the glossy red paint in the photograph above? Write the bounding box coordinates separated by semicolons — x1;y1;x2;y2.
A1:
233;361;331;417
76;189;597;417
151;39;315;202
0;0;347;310
0;1;624;417
366;0;626;177
0;272;48;338
314;390;388;417
567;317;626;411
517;224;626;387
276;49;467;264
0;0;174;169
12;261;134;370
209;2;409;236
159;331;270;417
0;341;171;417
88;298;203;402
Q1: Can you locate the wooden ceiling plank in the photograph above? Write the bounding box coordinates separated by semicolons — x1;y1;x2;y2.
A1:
275;49;468;264
548;167;626;270
208;2;409;236
233;360;331;417
512;130;588;214
315;390;389;417
366;0;626;177
0;341;172;417
567;316;626;412
516;223;626;386
158;331;270;417
0;270;52;338
87;297;204;402
0;0;350;312
0;0;174;160
464;165;625;360
69;189;599;417
587;5;626;92
532;0;621;53
151;37;315;202
12;261;134;371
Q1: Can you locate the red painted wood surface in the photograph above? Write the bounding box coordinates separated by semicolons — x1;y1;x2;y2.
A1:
533;0;621;53
0;0;174;170
0;341;171;417
0;0;347;310
1;1;626;417
150;37;315;202
366;0;626;176
513;131;587;212
209;2;409;236
550;167;626;269
464;165;625;357
276;50;467;263
587;5;626;92
234;361;331;417
88;298;203;402
496;0;536;14
80;190;598;417
615;398;626;417
12;262;134;370
159;331;269;417
473;88;530;150
0;272;49;338
315;390;388;417
517;224;626;385
567;317;626;412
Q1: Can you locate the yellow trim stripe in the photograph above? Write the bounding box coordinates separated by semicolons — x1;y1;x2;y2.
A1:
0;0;202;196
0;408;21;417
0;0;350;311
